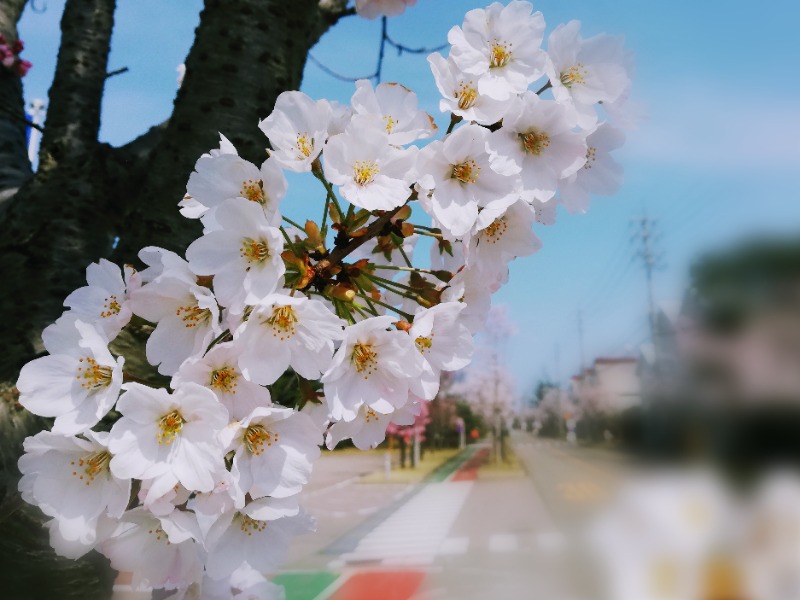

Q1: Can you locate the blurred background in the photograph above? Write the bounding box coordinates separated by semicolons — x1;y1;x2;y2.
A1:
4;0;800;599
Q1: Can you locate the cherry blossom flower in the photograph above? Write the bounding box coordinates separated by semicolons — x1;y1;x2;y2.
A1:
184;152;286;225
441;265;496;333
237;293;344;385
355;0;416;19
417;123;520;238
130;270;222;376
324;116;417;211
259;91;332;172
351;79;436;145
173;341;272;420
489;91;587;202
18;430;130;557
108;382;229;500
223;406;321;499
186;198;285;310
63;259;139;340
17;315;124;435
325;401;420;450
321;315;425;421
448;1;547;100
204;496;312;579
466;199;542;274
546;20;633;129
102;508;205;590
428;53;510;125
558;123;625;214
409;301;474;390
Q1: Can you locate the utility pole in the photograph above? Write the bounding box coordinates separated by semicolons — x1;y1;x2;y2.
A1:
577;310;585;371
630;215;664;343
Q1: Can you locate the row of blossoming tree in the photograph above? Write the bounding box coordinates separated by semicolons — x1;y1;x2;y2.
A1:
15;0;632;596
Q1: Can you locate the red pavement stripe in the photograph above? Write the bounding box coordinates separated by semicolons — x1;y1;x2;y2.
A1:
326;571;425;600
451;448;489;481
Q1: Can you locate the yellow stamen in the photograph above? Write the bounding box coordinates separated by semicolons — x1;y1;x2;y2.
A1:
244;424;278;456
76;357;113;391
239;515;267;536
482;218;508;244
265;305;297;340
456;82;478;110
240;179;265;204
353;160;380;186
157;410;185;445
240;238;270;263
210;366;238;394
560;64;587;88
351;343;378;379
383;115;398;133
584;147;597;169
100;295;122;318
490;41;512;68
70;450;111;486
415;335;434;353
364;408;379;423
296;133;314;159
519;129;550;155
451;160;480;184
175;304;212;329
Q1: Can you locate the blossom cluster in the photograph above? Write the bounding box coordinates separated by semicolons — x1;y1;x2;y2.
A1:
0;33;31;77
16;1;632;596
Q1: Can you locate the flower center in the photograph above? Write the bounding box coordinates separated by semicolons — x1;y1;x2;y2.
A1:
70;450;111;485
519;129;550;155
265;305;297;340
100;295;122;318
76;357;113;391
451;160;480;184
239;515;267;536
415;335;434;354
240;179;265;204
146;526;170;544
482;218;508;244
157;410;186;445
560;64;587;88
296;133;314;159
353;160;380;186
210;366;238;394
584;147;597;169
455;81;478;110
364;408;378;423
351;343;378;378
383;115;397;133
244;424;278;456
175;304;212;329
240;238;270;263
489;41;512;68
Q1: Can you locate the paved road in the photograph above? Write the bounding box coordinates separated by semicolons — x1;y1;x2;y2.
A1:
279;434;634;600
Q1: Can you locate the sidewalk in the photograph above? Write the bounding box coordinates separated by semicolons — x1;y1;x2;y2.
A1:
277;442;553;600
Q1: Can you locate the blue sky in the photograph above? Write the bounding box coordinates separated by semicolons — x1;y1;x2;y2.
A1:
17;1;800;397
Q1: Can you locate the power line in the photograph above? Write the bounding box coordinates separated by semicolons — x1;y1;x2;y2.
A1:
630;214;666;342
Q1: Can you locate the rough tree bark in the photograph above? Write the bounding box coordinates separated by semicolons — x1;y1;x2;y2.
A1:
0;0;350;596
0;0;31;199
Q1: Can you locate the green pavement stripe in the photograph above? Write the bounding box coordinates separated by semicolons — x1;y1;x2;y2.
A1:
424;445;477;482
274;571;338;600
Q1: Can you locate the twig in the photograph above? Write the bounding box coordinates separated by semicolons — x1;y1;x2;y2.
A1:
105;66;129;79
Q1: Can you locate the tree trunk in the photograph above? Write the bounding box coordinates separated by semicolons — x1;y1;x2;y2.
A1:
0;0;350;594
